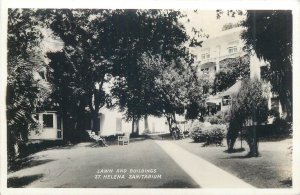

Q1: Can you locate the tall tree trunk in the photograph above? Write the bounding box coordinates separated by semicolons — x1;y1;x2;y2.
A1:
134;119;139;135
92;112;99;133
165;114;172;133
226;129;239;153
132;116;135;135
144;115;149;134
76;103;85;132
246;126;259;157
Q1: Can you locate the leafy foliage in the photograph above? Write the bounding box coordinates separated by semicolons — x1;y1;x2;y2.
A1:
213;54;250;93
222;22;241;31
204;110;230;125
227;79;269;156
7;9;52;163
241;10;292;120
107;10;207;132
189;121;226;145
43;10;116;136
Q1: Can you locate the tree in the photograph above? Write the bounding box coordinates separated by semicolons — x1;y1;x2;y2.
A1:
41;9;205;137
107;10;204;134
213;54;250;93
7;9;51;163
44;10;115;138
241;10;292;121
153;58;209;132
221;22;241;31
227;79;269;156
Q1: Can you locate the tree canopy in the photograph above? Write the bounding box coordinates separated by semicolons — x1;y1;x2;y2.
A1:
227;79;269;156
241;10;292;120
7;9;209;156
16;9;206;136
213;54;250;93
7;9;52;163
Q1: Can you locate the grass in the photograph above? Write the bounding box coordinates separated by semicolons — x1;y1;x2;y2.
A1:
174;137;292;188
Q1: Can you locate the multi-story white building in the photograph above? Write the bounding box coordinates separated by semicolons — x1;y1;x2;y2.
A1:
191;26;282;115
191;27;264;80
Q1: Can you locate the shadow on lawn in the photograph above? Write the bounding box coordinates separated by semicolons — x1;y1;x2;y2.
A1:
223;148;246;153
220;153;262;159
44;144;75;151
9;156;54;172
280;177;292;187
84;136;150;148
7;174;44;188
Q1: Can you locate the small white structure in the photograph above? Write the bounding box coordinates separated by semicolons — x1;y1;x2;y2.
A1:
29;111;63;140
98;107;170;136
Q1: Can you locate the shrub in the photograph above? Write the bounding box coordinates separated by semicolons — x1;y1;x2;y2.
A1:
202;124;226;146
18;140;67;159
205;110;230;125
189;121;206;142
272;117;291;135
189;121;226;145
205;115;219;124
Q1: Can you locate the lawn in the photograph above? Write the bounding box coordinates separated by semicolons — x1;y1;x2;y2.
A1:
174;137;292;188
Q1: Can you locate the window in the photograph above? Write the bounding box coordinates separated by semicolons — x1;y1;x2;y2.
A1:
43;114;53;128
38;71;45;80
201;51;210;60
201;68;209;75
57;130;62;138
228;46;238;54
222;95;232;106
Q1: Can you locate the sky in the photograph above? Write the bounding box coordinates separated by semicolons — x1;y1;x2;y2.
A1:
182;10;245;39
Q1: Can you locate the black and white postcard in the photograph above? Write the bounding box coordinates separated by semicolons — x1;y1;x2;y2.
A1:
1;0;299;194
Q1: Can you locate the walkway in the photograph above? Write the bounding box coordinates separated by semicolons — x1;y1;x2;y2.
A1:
155;140;255;188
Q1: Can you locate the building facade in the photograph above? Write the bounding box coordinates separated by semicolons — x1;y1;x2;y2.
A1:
29;111;63;140
191;27;265;80
191;27;281;115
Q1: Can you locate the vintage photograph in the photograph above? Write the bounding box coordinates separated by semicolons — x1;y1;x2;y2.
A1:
4;8;294;191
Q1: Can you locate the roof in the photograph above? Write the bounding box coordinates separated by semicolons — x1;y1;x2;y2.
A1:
221;80;242;97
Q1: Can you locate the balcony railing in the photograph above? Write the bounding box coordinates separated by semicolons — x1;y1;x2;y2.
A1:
199;51;245;65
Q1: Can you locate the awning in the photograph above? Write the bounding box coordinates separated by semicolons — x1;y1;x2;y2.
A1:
206;95;222;105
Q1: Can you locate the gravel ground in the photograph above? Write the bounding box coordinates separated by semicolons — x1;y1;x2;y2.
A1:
173;137;292;188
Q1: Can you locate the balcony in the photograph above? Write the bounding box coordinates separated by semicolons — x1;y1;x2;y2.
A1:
199;51;245;65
